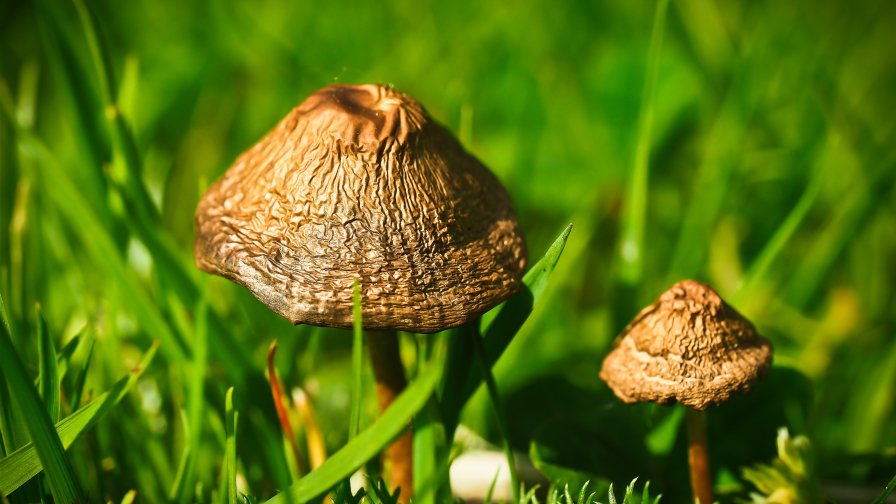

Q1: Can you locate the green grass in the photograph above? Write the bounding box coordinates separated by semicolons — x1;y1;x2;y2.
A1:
2;0;896;502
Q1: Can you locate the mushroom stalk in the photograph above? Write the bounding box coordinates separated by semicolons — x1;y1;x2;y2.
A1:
685;408;713;504
367;330;413;501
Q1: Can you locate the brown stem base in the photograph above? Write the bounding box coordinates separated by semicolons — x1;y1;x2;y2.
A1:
686;408;714;504
367;330;413;502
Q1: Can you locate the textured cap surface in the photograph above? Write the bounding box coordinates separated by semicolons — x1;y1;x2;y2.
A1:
194;84;527;333
599;280;772;410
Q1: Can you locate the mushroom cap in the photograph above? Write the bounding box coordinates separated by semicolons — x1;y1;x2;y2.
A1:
194;84;527;333
599;280;772;410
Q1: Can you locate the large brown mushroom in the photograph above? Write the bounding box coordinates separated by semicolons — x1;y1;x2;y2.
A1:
600;279;772;504
194;83;527;499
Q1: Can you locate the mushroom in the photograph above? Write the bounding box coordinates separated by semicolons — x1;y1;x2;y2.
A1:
194;83;527;499
599;279;772;504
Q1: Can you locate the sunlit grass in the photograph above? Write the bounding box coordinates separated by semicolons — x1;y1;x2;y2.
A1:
1;0;895;502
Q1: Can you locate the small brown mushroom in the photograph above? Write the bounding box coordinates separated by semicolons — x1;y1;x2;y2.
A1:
600;279;772;504
194;83;527;500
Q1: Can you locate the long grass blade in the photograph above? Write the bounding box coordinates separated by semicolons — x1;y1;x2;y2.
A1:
0;269;21;457
350;278;364;440
471;329;519;502
872;473;896;504
617;0;670;286
412;393;450;504
223;387;239;504
169;409;194;503
171;296;208;504
0;293;83;503
732;146;828;304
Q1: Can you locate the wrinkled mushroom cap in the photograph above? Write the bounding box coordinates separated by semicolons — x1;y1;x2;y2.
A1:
599;280;772;410
194;84;527;333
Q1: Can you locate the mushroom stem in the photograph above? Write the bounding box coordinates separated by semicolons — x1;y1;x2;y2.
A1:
685;408;714;504
367;330;413;501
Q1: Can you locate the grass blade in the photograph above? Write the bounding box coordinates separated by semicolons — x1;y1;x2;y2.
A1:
732;148;827;304
350;278;363;440
0;340;158;495
264;353;445;503
617;0;670;286
54;330;82;384
412;398;436;504
0;293;83;503
171;297;208;503
169;409;194;503
35;305;60;423
872;473;896;504
69;333;94;411
0;271;24;458
472;328;519;502
413;393;450;504
222;387;239;504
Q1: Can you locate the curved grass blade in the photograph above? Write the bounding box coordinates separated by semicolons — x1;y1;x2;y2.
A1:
0;340;158;495
0;283;19;457
264;354;445;503
472;330;519;502
0;293;82;503
872;473;896;504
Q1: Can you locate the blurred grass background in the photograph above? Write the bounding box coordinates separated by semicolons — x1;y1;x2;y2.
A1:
1;0;895;501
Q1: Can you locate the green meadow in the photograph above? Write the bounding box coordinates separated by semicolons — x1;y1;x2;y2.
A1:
1;0;895;502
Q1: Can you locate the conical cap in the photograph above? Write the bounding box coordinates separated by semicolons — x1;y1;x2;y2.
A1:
194;84;527;333
599;280;772;410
